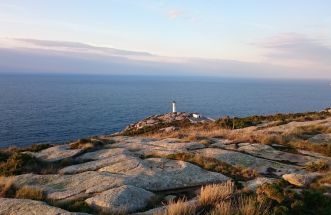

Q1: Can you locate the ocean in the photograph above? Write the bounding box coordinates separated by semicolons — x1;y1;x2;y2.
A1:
1;74;331;148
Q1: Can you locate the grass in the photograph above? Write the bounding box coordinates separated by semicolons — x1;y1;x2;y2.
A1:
209;196;270;215
305;160;329;172
166;153;258;181
156;181;270;215
255;180;331;215
146;119;331;156
0;152;40;176
0;176;15;197
51;199;95;214
155;198;196;215
199;181;235;207
0;150;92;176
310;170;331;191
237;196;270;215
69;138;107;151
15;185;46;201
216;111;331;129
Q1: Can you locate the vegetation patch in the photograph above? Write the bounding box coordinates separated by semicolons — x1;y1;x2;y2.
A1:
216;111;331;129
157;182;270;215
256;180;331;215
0;152;41;176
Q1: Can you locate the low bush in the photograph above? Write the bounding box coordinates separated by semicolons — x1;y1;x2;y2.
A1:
256;180;331;215
0;152;40;176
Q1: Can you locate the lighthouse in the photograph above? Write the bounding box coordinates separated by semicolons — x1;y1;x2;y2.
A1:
172;101;176;113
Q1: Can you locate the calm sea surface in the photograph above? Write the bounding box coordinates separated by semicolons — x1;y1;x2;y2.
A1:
1;74;331;148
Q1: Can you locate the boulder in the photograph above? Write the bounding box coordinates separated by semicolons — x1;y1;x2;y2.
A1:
30;145;83;162
245;177;278;191
0;198;86;215
85;185;154;213
282;173;318;187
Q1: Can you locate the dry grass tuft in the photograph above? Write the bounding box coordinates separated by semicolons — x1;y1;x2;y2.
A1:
155;199;196;215
237;196;270;215
209;201;233;215
69;138;100;150
0;176;15;197
310;170;331;190
285;124;331;137
199;181;235;207
15;185;46;201
99;207;128;215
305;160;329;172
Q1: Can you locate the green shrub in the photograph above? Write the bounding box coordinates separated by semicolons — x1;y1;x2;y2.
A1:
257;180;331;215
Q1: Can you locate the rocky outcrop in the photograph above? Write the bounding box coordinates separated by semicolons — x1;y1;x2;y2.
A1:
2;115;331;214
0;198;86;215
85;185;154;213
121;112;212;135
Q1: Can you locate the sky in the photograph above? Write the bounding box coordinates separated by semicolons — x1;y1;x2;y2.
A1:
0;0;331;79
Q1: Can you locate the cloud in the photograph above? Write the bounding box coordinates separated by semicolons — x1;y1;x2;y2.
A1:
167;9;182;19
258;33;331;72
0;37;330;79
11;38;152;58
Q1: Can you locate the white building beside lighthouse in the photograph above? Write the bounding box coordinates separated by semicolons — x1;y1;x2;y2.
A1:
172;101;176;113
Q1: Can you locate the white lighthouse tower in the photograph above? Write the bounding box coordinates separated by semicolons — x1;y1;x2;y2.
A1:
172;101;176;113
